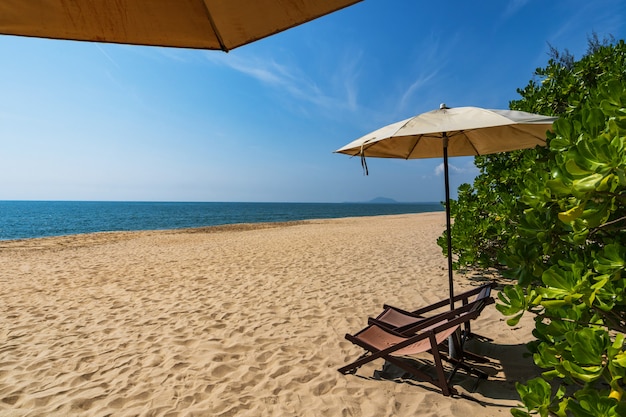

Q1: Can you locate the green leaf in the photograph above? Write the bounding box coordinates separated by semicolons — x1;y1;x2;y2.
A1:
595;174;617;192
496;285;532;325
581;203;611;228
594;244;626;274
561;360;603;382
569;389;622;417
586;107;607;137
534;343;561;368
547;177;573;195
516;377;553;408
558;203;585;223
612;352;626;368
572;173;604;192
571;343;604;366
565;159;593;176
604;79;624;104
551;118;574;149
506;312;524;326
542;266;577;292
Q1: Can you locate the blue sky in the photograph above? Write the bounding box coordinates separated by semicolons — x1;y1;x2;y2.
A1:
1;0;625;203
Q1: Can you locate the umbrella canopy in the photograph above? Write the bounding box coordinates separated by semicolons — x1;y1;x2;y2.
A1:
335;106;556;159
0;0;361;51
335;105;557;310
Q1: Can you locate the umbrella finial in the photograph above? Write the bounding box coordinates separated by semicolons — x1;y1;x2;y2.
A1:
440;103;449;110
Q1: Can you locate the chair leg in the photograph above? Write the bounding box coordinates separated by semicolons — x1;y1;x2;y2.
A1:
384;355;458;397
338;352;372;375
462;350;492;363
438;332;489;385
441;355;488;380
429;333;456;396
339;350;459;396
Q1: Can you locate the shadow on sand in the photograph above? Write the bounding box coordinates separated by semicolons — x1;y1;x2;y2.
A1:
364;332;541;408
358;275;542;407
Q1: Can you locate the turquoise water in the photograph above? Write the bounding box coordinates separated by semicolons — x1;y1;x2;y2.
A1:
0;201;443;241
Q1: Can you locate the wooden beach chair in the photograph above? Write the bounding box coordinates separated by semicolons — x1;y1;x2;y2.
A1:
338;305;488;396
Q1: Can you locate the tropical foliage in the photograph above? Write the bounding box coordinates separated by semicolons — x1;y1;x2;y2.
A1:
440;37;626;416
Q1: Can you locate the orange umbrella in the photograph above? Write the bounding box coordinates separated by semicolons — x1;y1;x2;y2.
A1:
0;0;361;51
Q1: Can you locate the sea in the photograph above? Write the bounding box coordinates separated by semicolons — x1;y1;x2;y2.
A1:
0;201;443;241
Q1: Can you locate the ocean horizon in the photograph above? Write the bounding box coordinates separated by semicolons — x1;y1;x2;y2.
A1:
0;200;443;241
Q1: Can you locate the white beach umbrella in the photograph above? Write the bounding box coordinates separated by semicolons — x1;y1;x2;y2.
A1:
335;104;557;310
0;0;361;51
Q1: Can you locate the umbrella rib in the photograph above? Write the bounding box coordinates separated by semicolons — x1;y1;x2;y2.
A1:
457;130;481;155
357;117;415;158
510;124;549;144
445;129;483;155
200;1;229;52
406;134;425;159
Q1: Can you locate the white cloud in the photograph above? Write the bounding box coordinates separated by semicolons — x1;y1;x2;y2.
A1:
434;160;479;176
395;31;459;114
95;44;121;69
398;70;439;111
203;47;363;113
502;0;531;20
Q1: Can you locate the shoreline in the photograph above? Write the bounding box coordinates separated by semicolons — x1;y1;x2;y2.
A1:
0;206;443;244
0;212;446;247
0;212;537;416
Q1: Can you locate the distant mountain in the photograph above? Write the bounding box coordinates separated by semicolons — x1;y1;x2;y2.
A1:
340;197;440;204
367;197;398;204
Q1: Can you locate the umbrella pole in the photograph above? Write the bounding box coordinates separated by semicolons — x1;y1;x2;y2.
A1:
443;133;459;359
442;134;454;311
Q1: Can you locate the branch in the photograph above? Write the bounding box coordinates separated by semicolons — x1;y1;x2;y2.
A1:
592;306;626;334
598;216;626;230
588;216;626;238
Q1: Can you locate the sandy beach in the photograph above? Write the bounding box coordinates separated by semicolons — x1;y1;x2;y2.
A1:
0;212;538;416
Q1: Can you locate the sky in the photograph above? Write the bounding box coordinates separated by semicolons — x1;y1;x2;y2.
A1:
1;0;625;203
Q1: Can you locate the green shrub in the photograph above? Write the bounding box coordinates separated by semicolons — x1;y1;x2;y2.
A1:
441;38;626;415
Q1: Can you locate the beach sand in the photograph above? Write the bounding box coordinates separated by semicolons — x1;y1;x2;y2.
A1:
0;212;538;416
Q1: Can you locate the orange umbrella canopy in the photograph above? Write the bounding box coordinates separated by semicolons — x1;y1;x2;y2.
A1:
0;0;361;51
